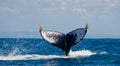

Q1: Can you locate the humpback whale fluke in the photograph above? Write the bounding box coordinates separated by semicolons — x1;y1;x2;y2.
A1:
39;24;88;56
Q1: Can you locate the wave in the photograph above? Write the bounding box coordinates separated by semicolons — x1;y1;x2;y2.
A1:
0;50;107;60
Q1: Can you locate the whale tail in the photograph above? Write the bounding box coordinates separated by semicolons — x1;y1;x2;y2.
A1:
39;25;88;56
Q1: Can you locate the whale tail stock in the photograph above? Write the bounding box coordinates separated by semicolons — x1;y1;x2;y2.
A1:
39;24;88;56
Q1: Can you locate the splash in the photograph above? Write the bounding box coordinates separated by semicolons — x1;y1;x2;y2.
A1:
8;48;20;56
0;50;105;60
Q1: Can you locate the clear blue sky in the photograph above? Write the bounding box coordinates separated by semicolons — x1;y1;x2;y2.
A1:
0;0;120;38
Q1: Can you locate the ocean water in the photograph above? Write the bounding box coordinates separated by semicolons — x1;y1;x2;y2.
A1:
0;38;120;66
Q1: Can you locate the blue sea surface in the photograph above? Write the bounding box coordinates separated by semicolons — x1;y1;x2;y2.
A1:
0;38;120;66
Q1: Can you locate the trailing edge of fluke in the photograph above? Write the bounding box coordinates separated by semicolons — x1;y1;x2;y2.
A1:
39;24;88;56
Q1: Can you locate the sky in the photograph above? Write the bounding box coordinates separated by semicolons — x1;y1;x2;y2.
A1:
0;0;120;38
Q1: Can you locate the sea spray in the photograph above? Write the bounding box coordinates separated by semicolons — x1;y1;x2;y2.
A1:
8;48;20;56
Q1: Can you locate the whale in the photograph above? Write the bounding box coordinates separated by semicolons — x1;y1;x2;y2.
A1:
39;24;88;56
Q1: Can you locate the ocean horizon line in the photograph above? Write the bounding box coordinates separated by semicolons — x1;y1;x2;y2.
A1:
0;37;120;39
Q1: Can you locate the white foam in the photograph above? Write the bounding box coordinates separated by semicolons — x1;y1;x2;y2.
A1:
0;50;107;60
99;51;108;54
69;50;96;57
0;54;63;60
